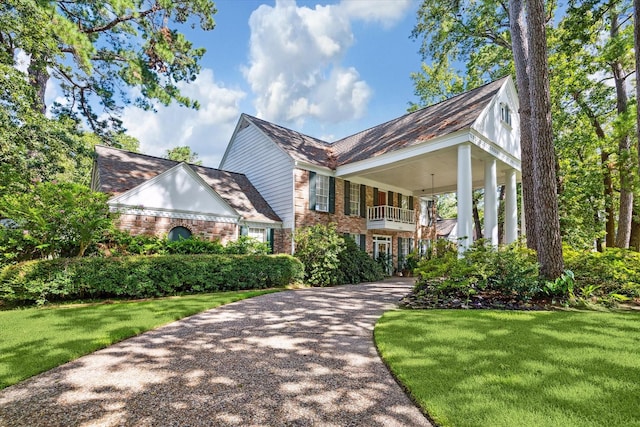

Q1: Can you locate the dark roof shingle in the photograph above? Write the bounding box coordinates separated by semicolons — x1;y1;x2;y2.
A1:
94;145;281;223
331;78;507;165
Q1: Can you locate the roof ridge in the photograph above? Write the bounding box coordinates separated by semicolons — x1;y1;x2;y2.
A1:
333;77;508;146
95;144;251;179
243;114;331;146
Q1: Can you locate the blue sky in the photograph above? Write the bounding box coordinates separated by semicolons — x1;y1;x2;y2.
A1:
120;0;424;167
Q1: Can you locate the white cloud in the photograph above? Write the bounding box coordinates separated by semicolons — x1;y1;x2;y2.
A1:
121;69;246;167
338;0;413;28
243;0;374;125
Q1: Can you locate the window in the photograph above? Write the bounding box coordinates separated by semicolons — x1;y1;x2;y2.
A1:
349;182;360;216
248;227;266;243
168;226;192;241
400;194;409;210
500;103;511;126
316;174;330;212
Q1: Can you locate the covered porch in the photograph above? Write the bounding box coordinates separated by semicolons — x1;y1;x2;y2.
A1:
336;129;522;253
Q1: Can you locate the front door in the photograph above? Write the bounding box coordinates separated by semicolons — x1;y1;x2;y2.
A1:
373;235;392;275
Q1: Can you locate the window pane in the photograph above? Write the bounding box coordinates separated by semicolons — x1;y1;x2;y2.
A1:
316;175;329;212
350;182;360;216
248;227;265;242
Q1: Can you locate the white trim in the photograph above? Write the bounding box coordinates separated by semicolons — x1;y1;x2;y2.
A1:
110;206;239;223
469;130;521;170
220;114;296;169
108;163;240;218
240;220;282;229
335;130;471;177
294;161;334;175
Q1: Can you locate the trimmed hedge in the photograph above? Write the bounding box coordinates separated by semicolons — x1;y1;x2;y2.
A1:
0;254;303;305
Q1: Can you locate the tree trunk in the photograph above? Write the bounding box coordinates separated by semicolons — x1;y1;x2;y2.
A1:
635;0;640;176
498;185;506;244
611;12;633;248
630;211;640;251
472;190;483;240
527;0;564;279
27;52;49;114
509;0;537;252
571;92;616;248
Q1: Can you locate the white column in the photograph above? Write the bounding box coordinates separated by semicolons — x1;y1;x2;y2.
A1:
457;143;473;254
505;168;518;244
484;158;498;246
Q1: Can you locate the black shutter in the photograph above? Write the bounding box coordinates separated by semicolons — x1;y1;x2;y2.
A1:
329;176;336;213
309;171;316;210
359;234;366;251
398;237;403;268
409;196;414;211
388;191;394;207
360;184;366;218
373;188;379;206
344;180;351;215
268;228;275;253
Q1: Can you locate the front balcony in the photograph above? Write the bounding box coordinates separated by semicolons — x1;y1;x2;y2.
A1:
367;205;416;232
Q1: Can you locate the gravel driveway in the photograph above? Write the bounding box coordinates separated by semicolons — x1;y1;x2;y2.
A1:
0;279;432;426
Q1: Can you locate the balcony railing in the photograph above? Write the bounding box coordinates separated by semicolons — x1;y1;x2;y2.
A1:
367;205;416;231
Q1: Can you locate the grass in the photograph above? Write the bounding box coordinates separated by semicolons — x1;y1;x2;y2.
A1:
0;289;278;389
375;309;640;427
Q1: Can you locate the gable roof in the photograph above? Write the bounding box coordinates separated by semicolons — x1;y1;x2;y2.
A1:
242;114;335;167
331;77;508;165
93;145;281;223
108;163;240;219
235;77;509;169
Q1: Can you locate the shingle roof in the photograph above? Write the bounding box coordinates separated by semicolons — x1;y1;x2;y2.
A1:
240;78;507;168
243;115;335;166
94;145;281;223
331;77;508;165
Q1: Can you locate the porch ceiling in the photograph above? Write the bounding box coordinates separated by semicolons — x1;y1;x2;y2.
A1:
337;144;520;196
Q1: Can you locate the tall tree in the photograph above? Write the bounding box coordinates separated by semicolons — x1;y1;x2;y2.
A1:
509;0;538;252
524;0;564;277
165;146;202;165
0;0;216;139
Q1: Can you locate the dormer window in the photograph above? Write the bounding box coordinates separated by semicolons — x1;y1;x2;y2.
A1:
500;103;512;126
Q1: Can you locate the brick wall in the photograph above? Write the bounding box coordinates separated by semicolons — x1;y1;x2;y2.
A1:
293;168;418;268
115;214;237;243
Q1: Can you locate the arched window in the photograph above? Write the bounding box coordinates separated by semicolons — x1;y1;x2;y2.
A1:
168;226;192;241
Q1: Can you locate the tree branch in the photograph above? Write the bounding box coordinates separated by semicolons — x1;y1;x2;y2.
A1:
81;4;162;34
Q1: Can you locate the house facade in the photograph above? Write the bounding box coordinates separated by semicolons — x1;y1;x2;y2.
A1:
220;76;522;268
93;77;522;272
91;146;282;250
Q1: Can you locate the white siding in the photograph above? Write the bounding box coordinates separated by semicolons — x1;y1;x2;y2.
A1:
221;124;295;227
110;164;237;218
472;80;521;160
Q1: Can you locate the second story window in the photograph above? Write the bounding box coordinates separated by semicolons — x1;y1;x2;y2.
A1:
500;103;511;126
401;194;409;210
350;182;360;216
316;174;330;212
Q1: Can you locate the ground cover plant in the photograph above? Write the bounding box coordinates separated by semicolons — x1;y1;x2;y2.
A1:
375;309;640;427
403;240;640;309
0;289;277;389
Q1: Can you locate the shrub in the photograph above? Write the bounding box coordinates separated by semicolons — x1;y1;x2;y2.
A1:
336;237;384;284
564;247;640;298
0;182;113;259
414;240;540;302
223;235;271;255
0;254;303;306
294;223;344;286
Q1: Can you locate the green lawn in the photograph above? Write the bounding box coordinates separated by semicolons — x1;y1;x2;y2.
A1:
0;289;278;389
375;309;640;427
